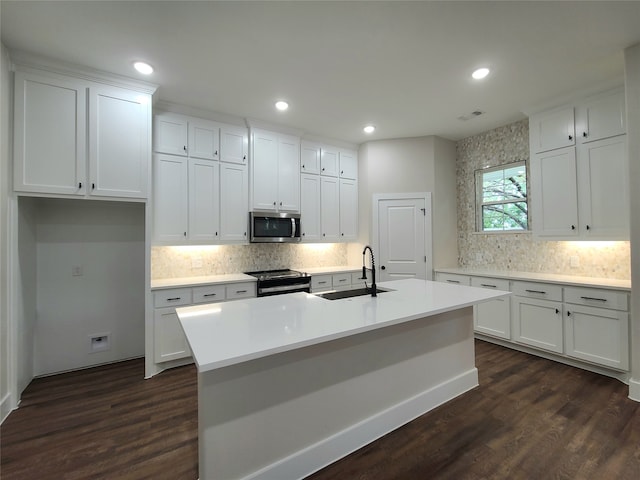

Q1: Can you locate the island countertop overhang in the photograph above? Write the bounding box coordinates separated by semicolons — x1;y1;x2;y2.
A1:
177;278;510;373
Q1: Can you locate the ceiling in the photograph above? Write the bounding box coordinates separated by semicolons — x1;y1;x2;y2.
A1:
2;1;640;145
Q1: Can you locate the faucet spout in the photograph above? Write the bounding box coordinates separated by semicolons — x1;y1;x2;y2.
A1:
362;245;377;297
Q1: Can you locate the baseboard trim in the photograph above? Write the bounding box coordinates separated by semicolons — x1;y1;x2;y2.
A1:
244;368;478;480
628;378;640;402
1;391;15;425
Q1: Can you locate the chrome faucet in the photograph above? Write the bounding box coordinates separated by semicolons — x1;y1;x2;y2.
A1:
362;245;377;297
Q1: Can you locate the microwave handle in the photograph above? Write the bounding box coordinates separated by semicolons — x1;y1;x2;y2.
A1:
291;218;297;238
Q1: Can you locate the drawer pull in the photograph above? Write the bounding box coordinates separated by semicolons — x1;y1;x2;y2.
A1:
481;284;497;288
318;281;328;284
235;290;247;294
580;296;607;302
203;293;217;297
338;278;347;282
525;289;546;294
446;280;460;284
166;297;181;301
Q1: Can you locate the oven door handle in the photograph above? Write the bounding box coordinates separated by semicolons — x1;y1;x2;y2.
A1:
259;283;309;295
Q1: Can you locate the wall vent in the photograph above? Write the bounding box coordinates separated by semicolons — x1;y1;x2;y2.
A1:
457;110;485;121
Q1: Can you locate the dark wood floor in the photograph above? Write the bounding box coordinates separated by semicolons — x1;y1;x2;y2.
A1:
2;340;640;479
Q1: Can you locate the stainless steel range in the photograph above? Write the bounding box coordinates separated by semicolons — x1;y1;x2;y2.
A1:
245;269;311;297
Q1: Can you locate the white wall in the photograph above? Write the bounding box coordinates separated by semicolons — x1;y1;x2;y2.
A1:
355;136;458;269
0;43;13;420
625;44;640;401
33;199;145;375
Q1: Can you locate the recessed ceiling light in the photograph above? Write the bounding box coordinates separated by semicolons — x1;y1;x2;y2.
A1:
472;67;490;80
275;101;289;111
363;125;376;134
133;61;154;75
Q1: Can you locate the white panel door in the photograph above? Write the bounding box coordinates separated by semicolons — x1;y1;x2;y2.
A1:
530;107;575;153
580;89;626;142
220;163;248;243
375;194;429;281
251;129;279;211
471;277;511;339
153;113;187;156
277;135;300;212
531;147;579;237
189;159;220;243
320;176;340;241
14;71;87;195
154;308;191;363
320;147;339;177
300;173;321;241
189;119;220;161
339;179;357;240
89;86;150;198
578;136;628;239
339;150;357;179
300;142;321;174
512;296;563;353
153;155;188;243
220;125;248;165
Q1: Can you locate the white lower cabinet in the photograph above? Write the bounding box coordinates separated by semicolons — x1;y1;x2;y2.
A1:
512;295;564;354
564;286;629;370
471;277;510;340
310;271;361;293
153;282;256;364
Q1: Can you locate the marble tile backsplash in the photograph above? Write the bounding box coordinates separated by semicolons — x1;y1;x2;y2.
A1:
456;119;630;280
151;243;348;279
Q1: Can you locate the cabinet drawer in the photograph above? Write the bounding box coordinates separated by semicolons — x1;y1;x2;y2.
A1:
332;273;351;289
311;274;333;291
192;284;226;304
511;281;562;301
225;282;256;300
351;271;368;286
153;288;192;308
564;287;629;311
435;273;471;286
470;277;510;291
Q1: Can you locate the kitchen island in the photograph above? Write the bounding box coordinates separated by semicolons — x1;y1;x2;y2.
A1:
177;278;509;480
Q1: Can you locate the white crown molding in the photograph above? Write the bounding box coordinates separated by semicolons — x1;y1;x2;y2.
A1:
153;101;246;128
9;49;157;95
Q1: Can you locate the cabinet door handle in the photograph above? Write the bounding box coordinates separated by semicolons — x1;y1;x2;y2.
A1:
480;284;497;288
586;225;590;230
273;201;276;206
555;308;560;314
583;132;588;138
571;225;576;230
525;289;546;294
580;296;607;302
341;170;344;174
183;146;187;152
243;155;246;161
322;167;325;171
568;135;573;140
446;280;460;284
203;293;217;297
567;311;572;316
78;182;82;189
167;297;181;301
302;164;305;169
184;232;187;237
92;183;95;190
215;150;218;155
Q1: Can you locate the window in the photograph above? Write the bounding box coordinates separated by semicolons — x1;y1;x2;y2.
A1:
475;162;528;232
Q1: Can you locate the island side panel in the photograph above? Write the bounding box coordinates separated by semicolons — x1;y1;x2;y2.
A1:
198;307;475;480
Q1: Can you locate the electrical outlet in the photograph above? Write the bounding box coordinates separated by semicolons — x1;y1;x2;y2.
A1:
570;256;580;268
72;265;83;276
192;257;203;269
89;333;110;353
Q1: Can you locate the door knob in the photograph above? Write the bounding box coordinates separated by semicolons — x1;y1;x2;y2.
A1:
381;265;386;270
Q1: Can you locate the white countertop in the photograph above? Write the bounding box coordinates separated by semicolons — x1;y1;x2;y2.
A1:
434;267;630;291
151;273;256;290
176;278;510;373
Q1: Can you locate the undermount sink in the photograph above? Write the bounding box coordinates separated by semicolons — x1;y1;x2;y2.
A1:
315;287;393;300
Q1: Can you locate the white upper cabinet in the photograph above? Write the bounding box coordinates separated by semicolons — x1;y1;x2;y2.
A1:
530;106;575;154
320;176;340;241
154;114;188;156
339;178;357;240
188;159;220;243
250;129;300;212
300;141;321;174
14;71;87;196
220;124;249;165
320;146;339;177
531;147;579;237
153;154;189;244
339;150;358;180
220;162;249;243
300;173;321;242
188;118;220;161
529;87;627;240
14;69;152;200
577;89;626;143
89;85;150;199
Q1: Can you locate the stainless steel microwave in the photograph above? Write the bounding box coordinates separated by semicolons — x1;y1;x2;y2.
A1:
249;212;301;243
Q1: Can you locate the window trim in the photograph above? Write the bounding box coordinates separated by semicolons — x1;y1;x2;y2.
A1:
475;161;529;233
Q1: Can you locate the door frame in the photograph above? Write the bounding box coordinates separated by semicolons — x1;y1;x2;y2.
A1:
372;192;433;281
